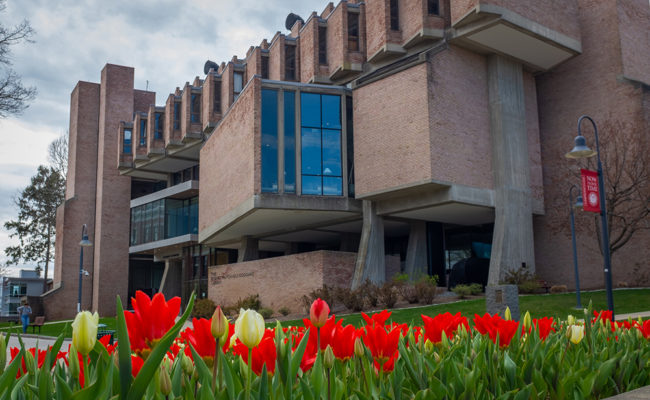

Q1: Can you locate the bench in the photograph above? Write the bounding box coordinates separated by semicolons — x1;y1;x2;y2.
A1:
31;316;45;334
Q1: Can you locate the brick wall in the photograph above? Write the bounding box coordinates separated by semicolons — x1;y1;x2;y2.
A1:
617;0;650;85
199;79;260;233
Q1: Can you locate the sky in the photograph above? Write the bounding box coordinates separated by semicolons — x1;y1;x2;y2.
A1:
0;0;325;276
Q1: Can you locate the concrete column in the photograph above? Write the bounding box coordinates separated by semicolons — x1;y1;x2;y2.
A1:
487;55;536;286
404;220;428;279
238;236;259;262
352;200;385;288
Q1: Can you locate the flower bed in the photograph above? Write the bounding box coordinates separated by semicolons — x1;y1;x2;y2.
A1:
1;291;649;399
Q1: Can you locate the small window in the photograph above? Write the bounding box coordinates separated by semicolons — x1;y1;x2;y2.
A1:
123;129;132;154
173;101;180;130
233;72;243;101
139;118;147;146
318;26;327;65
285;44;296;81
191;94;201;123
390;0;399;31
213;80;221;113
261;56;269;79
428;0;440;15
348;13;359;51
154;113;163;139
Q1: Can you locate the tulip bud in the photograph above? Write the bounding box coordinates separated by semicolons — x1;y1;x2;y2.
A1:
569;325;585;344
24;350;36;375
441;330;450;347
504;307;512;321
68;345;80;379
354;337;364;358
310;298;330;328
181;352;194;376
72;311;99;356
211;306;229;339
433;351;441;363
523;311;531;331
424;339;434;353
323;345;335;369
234;309;265;349
567;315;576;325
158;364;172;396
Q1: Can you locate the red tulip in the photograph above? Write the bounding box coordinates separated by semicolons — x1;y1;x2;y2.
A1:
98;335;117;354
181;318;218;367
533;317;555;341
9;347;48;378
233;329;277;376
473;313;519;347
124;291;181;357
131;355;144;377
421;312;469;344
361;310;392;327
637;320;650;339
363;324;400;371
330;324;360;361
310;298;330;328
593;310;613;324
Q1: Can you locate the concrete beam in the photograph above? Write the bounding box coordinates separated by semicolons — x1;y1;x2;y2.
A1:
238;236;259;262
404;220;428;279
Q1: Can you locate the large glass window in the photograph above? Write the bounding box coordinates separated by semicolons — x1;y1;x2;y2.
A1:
139;118;147;146
191;94;201;123
300;93;342;196
129;197;199;246
284;91;296;193
154;113;163;139
123;129;132;154
261;89;279;192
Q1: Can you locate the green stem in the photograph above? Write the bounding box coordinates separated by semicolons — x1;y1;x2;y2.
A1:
317;326;321;354
327;368;331;400
246;347;253;400
213;341;219;393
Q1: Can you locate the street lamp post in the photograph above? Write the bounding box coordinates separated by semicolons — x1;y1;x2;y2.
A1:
565;115;614;317
78;224;93;313
569;185;583;309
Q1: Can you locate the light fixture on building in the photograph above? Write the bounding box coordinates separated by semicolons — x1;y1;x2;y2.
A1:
77;224;93;313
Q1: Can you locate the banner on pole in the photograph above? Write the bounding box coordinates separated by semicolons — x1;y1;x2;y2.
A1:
581;169;600;213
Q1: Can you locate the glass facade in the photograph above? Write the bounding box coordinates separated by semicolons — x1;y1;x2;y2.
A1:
130;196;198;246
260;88;344;196
300;93;342;196
123;128;132;154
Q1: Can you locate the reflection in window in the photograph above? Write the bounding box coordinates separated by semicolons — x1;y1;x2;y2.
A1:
284;91;296;193
348;12;359;51
191;94;201;123
300;93;342;196
129;196;199;246
123;129;132;154
139;118;147;146
233;72;243;101
154;113;163;139
173;101;180;130
261;89;278;192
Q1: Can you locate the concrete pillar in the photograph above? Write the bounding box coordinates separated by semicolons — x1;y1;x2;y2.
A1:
404;220;428;279
238;236;259;262
487;55;536;286
352;200;385;288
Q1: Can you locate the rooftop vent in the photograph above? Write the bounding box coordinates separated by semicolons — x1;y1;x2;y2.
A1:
285;13;304;31
204;60;220;75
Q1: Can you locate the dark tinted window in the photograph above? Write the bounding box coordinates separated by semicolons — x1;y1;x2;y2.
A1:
390;0;399;30
318;26;327;65
139;118;147;146
285;45;296;81
261;89;279;192
124;129;132;153
261;56;269;79
154;113;163;139
191;94;201;123
348;13;359;51
213;80;221;113
173;102;180;130
428;0;439;15
284;91;296;193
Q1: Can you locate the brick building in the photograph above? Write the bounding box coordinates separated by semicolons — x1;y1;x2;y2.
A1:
43;0;649;319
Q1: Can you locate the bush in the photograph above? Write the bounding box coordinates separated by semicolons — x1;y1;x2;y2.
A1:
415;275;438;304
278;307;291;316
338;287;365;311
301;285;336;311
393;273;419;303
550;285;568;293
503;269;542;294
518;280;541;294
469;283;483;295
378;282;398;308
359;280;379;308
259;308;274;319
453;284;473;299
192;298;216;318
234;294;261;311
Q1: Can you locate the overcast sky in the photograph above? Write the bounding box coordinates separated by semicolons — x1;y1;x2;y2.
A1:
0;0;325;276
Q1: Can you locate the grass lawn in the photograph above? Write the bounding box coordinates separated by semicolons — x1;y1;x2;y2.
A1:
2;289;647;338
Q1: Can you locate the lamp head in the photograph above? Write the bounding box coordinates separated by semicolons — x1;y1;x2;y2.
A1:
566;135;597;159
574;195;584;209
79;234;92;247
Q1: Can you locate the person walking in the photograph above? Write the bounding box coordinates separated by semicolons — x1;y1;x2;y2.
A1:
16;299;32;333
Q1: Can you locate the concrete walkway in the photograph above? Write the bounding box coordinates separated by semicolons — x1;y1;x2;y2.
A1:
604;386;650;399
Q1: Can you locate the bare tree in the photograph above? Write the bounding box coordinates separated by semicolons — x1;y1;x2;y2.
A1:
48;133;68;179
0;0;36;118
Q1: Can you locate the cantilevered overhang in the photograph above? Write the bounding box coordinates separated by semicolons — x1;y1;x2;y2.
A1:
119;139;201;180
199;194;362;247
130;180;199;208
129;234;198;255
450;4;582;72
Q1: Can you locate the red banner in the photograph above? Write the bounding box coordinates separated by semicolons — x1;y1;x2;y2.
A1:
581;169;600;213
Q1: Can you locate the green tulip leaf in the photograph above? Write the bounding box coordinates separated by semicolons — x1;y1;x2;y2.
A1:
115;295;133;398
